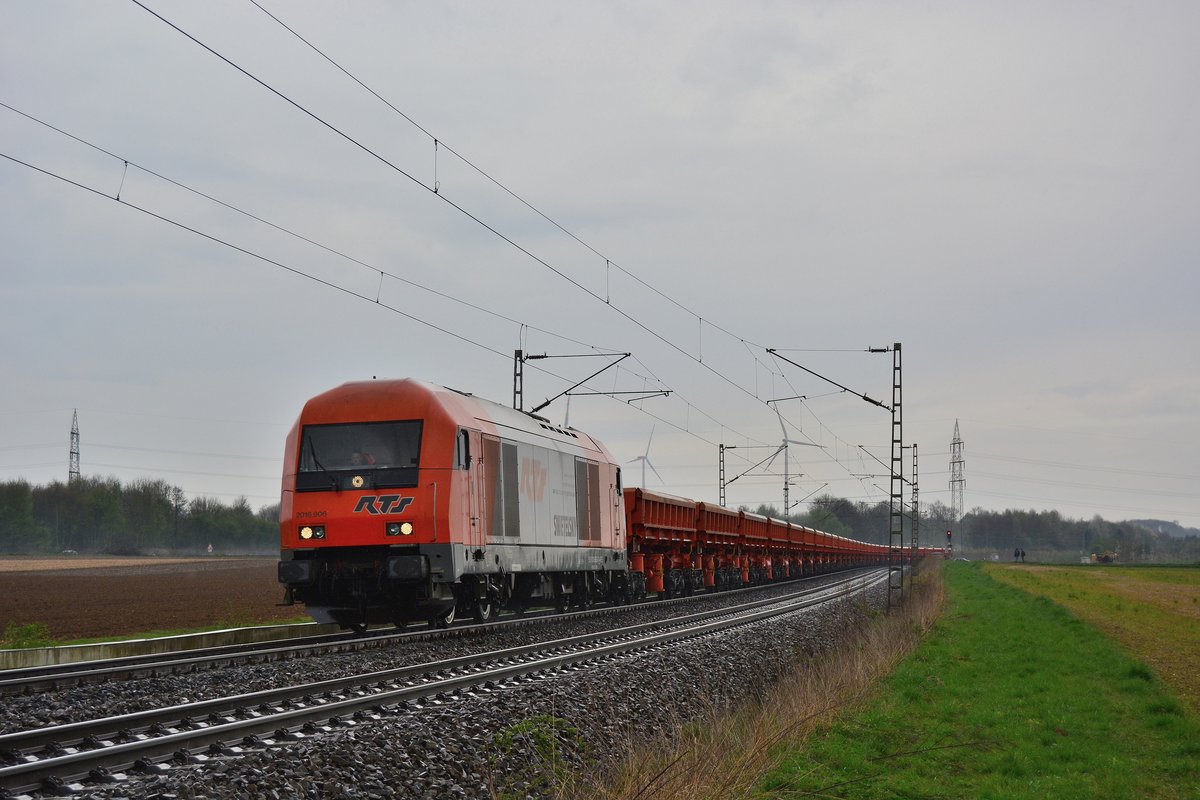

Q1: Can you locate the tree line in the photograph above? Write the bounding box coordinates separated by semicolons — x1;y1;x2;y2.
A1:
0;477;279;555
2;476;1196;562
743;495;1200;564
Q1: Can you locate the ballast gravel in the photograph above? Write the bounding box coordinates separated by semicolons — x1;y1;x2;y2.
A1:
3;573;888;798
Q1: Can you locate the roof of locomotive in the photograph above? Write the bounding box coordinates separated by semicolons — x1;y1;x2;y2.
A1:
299;378;615;462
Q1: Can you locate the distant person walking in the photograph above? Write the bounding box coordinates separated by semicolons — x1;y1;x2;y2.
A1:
1014;547;1020;562
1020;548;1026;563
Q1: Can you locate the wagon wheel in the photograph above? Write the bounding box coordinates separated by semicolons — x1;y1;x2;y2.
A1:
348;601;369;634
577;582;594;611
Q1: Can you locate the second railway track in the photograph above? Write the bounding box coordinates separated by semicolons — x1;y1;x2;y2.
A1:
0;569;867;697
0;569;886;797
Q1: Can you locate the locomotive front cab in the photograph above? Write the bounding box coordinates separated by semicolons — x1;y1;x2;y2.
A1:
277;382;464;629
289;418;441;618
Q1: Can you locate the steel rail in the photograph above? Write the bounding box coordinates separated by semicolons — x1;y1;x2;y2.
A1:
0;570;885;795
1;568;874;696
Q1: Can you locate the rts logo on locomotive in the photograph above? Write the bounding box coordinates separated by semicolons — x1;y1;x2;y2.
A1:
352;495;414;515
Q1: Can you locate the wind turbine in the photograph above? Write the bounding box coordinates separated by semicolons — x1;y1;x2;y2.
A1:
766;405;823;517
628;426;663;487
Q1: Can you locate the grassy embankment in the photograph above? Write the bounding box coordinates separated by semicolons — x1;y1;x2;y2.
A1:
580;562;1199;800
754;562;1199;799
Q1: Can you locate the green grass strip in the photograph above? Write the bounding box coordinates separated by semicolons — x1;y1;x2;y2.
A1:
1;617;313;650
983;564;1200;715
755;562;1200;799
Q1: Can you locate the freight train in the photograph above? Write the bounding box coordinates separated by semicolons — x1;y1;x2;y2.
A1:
276;379;936;631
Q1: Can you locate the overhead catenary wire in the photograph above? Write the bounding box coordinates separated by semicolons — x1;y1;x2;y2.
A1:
127;0;856;467
2;98;783;466
0;165;755;493
89;442;280;462
240;0;907;491
245;0;765;351
2;158;834;512
0;151;513;360
970;470;1200;501
0;101;625;361
18;4;909;506
2;10;1180;520
0;101;702;423
87;462;276;481
0;148;746;457
969;489;1200;520
127;0;713;378
971;451;1200;482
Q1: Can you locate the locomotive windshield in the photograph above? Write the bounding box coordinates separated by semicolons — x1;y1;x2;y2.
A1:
296;420;422;491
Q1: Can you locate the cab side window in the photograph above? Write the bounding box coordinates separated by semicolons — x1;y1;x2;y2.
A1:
455;429;471;470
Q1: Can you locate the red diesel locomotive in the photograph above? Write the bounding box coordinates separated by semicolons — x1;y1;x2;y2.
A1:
276;379;913;631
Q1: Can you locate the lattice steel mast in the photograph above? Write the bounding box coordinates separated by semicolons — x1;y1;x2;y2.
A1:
719;444;728;507
69;409;80;484
888;343;904;610
910;442;919;563
950;419;965;523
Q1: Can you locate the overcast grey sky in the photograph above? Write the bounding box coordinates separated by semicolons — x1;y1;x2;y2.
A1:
2;1;1198;534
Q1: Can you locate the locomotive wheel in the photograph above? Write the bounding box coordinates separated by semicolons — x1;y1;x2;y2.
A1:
473;598;494;623
552;577;568;613
430;605;456;629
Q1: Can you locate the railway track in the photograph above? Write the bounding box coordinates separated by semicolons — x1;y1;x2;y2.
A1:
0;569;885;797
0;569;869;697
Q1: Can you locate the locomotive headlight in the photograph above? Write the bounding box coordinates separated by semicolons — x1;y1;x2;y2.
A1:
299;525;326;540
300;526;313;540
385;522;415;537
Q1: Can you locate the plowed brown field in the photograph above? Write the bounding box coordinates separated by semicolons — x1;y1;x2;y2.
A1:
0;557;305;642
